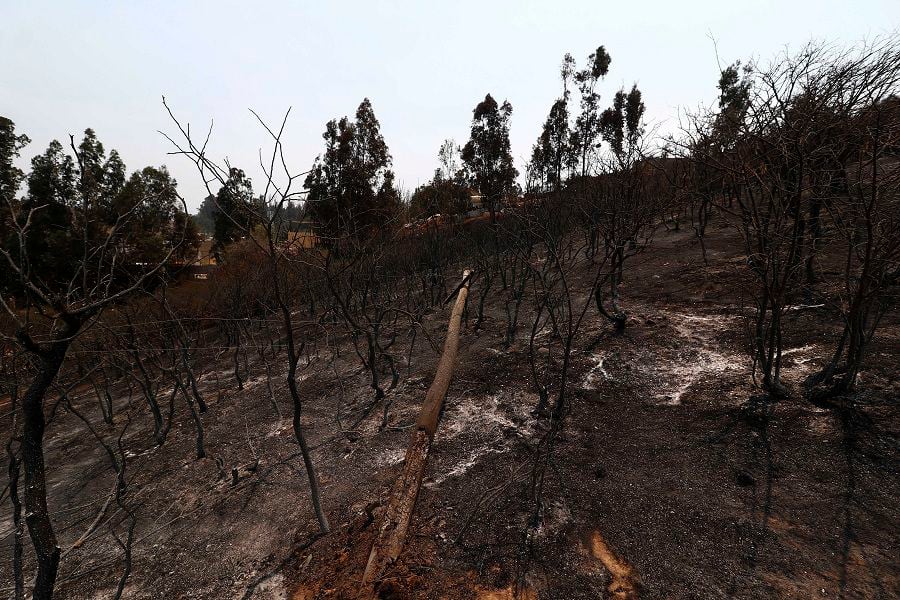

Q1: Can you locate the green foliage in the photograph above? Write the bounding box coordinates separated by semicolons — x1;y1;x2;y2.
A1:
714;61;753;145
25;139;77;208
531;98;573;192
588;45;612;79
461;94;518;214
0;116;30;207
0;117;31;291
410;177;470;219
76;128;107;208
304;98;400;242
410;140;471;219
115;166;198;264
18;139;80;288
213;168;257;252
718;61;751;114
1;126;198;298
573;46;611;176
437;139;463;182
601;84;645;166
192;194;218;235
528;45;614;191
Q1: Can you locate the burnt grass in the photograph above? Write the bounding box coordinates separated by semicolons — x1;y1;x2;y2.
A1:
2;220;898;599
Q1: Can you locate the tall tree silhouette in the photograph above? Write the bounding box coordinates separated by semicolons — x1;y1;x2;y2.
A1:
304;98;400;244
0;117;30;292
573;46;612;176
213;167;256;254
461;94;518;222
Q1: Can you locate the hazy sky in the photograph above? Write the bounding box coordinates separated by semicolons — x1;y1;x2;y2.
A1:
3;1;898;211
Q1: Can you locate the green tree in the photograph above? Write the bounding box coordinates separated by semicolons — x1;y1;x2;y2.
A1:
573;46;612;176
213;167;256;253
410;172;470;219
304;98;399;242
6;132;198;293
0;117;31;292
461;94;518;222
601;84;645;168
0;116;30;206
529;46;612;191
67;129;127;222
113;165;198;264
192;193;218;234
410;139;471;219
18;140;79;289
100;149;127;214
531;97;572;193
76;128;105;209
437;138;463;182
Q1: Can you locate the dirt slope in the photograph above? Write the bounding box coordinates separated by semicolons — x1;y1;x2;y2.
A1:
2;222;897;599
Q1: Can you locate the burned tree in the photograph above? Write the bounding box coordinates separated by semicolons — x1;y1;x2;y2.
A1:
576;84;657;331
163;100;332;533
681;38;900;396
0;125;196;599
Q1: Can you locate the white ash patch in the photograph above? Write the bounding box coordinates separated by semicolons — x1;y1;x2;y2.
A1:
782;344;816;357
665;311;741;341
240;573;286;600
582;353;610;387
124;446;158;459
371;447;406;468
786;303;825;311
654;346;743;405
780;344;821;383
429;446;502;486
426;391;536;487
443;394;512;439
658;311;745;405
265;419;292;438
238;374;270;389
535;500;572;539
635;310;746;406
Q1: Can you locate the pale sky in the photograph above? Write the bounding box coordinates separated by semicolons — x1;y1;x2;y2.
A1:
3;1;898;211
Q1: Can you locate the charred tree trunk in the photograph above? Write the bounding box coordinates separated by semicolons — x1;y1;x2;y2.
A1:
6;388;24;600
21;333;76;600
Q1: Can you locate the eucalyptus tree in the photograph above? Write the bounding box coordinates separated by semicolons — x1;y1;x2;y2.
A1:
304;98;401;246
573;46;612;176
410;140;470;219
0;117;30;292
437;138;462;182
531;98;572;193
0;117;29;206
461;94;519;222
213;167;257;254
529;52;580;194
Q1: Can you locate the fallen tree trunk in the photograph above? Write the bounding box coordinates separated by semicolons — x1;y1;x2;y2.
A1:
359;269;472;597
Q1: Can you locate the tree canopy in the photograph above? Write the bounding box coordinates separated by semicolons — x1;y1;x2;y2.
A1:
212;167;258;253
304;98;400;243
461;94;518;219
0;124;198;297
